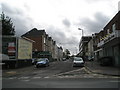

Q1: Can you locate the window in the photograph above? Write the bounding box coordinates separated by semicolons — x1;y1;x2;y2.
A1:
44;37;46;44
107;29;110;34
112;24;116;32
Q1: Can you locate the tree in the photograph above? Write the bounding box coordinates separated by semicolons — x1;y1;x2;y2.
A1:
65;49;70;55
65;49;70;59
1;12;15;35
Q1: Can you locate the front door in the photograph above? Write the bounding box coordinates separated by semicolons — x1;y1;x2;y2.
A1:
113;45;120;67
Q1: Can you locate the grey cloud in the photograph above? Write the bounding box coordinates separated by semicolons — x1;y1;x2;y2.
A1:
62;18;71;28
47;26;79;54
65;36;78;45
62;37;79;55
47;26;66;43
77;12;110;34
23;3;31;11
84;0;101;3
84;0;110;3
2;2;34;37
2;3;13;14
2;3;24;16
47;26;78;45
12;18;30;36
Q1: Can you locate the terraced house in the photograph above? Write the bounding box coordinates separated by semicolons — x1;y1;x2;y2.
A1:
21;28;62;61
95;11;120;67
79;11;120;67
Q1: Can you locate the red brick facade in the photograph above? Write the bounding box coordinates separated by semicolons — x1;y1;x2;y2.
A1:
25;36;44;52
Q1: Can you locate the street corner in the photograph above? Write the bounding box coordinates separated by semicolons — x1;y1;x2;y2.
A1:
84;66;93;74
84;66;120;78
85;66;102;74
51;67;90;78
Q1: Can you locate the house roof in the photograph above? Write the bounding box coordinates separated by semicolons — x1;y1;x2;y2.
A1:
104;11;120;30
81;36;92;42
21;28;46;37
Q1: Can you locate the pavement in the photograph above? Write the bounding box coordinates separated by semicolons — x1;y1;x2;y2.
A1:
85;61;120;77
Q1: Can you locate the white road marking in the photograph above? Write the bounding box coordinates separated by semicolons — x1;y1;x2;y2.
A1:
18;77;30;79
21;79;30;82
53;68;86;76
44;76;50;78
32;76;42;79
8;77;17;79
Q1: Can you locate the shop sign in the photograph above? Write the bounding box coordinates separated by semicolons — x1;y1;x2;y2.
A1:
97;32;116;47
8;42;16;59
104;32;115;43
8;42;15;53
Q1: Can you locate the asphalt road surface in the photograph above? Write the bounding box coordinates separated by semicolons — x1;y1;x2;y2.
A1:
3;78;119;88
2;60;120;88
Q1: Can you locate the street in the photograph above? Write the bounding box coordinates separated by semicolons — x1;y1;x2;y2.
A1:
1;0;120;90
2;59;120;88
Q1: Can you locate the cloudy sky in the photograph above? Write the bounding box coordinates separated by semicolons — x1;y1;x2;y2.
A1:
1;0;120;55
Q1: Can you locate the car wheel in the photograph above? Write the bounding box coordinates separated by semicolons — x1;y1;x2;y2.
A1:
46;64;49;67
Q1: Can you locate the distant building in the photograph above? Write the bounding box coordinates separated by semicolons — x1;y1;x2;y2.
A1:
44;34;49;51
21;28;46;52
0;20;2;53
51;41;56;60
57;47;63;61
94;31;105;60
54;44;59;60
87;36;94;60
78;36;92;56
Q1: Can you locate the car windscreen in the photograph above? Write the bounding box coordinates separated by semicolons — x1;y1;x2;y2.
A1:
74;58;83;61
37;59;45;62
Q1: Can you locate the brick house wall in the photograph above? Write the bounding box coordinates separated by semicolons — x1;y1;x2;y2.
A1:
25;36;43;52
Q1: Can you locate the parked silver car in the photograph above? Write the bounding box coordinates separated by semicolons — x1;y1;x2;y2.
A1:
73;57;84;67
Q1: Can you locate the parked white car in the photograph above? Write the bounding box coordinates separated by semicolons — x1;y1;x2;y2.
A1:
73;57;84;67
0;54;9;61
0;54;9;66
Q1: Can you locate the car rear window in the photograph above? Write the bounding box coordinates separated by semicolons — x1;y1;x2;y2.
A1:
74;57;83;61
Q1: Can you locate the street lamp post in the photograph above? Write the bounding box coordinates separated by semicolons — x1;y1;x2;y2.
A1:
78;28;84;57
78;28;84;36
75;47;78;55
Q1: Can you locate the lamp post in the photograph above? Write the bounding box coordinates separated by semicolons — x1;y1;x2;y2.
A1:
78;28;84;37
78;28;84;57
75;47;78;55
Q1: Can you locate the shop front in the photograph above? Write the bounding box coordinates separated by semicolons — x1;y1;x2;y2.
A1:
103;34;120;67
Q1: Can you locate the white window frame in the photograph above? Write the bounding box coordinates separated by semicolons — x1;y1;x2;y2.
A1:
107;29;110;34
112;24;116;32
